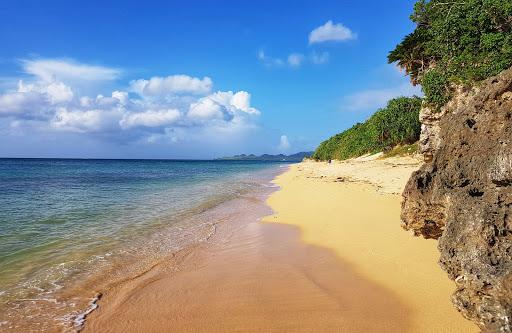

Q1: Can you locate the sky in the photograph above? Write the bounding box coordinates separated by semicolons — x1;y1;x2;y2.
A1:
0;0;421;159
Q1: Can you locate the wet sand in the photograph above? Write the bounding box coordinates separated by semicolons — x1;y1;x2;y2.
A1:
83;185;408;332
84;156;477;332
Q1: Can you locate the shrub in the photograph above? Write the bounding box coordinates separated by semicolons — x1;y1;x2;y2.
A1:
313;96;422;161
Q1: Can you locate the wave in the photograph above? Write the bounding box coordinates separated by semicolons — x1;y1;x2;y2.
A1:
0;164;283;332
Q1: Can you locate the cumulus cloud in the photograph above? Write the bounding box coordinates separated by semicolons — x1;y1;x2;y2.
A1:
52;107;123;133
278;135;290;150
230;91;259;114
0;79;74;119
189;98;226;121
111;90;128;105
0;90;45;117
18;80;73;104
44;82;74;103
120;109;181;129
188;91;260;121
0;58;261;144
130;75;212;97
309;21;356;44
22;58;121;82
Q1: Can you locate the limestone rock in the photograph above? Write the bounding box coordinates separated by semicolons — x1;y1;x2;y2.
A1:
401;67;512;332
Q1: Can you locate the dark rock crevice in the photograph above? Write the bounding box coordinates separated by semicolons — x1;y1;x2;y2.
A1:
401;67;512;332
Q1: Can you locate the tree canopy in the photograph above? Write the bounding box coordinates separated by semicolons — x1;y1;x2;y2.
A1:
388;0;512;109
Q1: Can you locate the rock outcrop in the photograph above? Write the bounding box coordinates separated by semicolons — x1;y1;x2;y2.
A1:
401;67;512;332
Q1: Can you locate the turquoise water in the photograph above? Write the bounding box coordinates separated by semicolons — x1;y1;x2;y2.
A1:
0;158;285;331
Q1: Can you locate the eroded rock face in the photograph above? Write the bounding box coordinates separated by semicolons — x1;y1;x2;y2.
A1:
401;67;512;332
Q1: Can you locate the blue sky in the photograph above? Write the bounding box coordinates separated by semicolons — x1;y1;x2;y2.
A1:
0;0;421;159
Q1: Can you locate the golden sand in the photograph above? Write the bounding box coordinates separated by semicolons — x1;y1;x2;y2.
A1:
262;156;477;332
83;197;408;332
84;155;477;332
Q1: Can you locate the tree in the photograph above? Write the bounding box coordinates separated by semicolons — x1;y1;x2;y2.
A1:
388;0;512;109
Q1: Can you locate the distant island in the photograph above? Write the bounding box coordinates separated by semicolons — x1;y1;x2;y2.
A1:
216;151;313;162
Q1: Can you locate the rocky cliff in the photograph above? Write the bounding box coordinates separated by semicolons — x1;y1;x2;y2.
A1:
401;67;512;332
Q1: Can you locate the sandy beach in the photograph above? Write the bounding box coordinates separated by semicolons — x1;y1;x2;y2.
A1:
83;156;477;333
264;156;477;332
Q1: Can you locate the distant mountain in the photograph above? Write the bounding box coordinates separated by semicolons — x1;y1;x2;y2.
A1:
216;151;313;162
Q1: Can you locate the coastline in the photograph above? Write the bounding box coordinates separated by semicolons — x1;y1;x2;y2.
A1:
83;156;477;332
0;161;285;332
83;163;408;333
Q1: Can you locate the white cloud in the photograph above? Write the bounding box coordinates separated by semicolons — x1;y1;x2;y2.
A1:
22;58;121;82
278;135;290;150
130;75;212;97
311;51;330;64
52;107;123;133
188;91;260;121
309;21;356;44
18;80;73;104
343;83;422;112
44;82;74;103
287;53;304;67
0;79;74;118
50;91;131;133
120;109;181;129
0;58;262;145
112;91;128;105
0;90;45;116
229;91;259;115
188;98;226;121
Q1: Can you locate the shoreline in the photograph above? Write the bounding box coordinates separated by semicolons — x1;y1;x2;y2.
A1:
82;164;409;332
0;163;284;333
82;157;477;332
80;170;286;332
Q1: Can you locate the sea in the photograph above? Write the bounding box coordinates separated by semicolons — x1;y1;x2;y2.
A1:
0;158;287;332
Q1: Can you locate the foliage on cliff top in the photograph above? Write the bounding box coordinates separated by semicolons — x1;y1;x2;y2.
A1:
312;96;422;161
388;0;512;109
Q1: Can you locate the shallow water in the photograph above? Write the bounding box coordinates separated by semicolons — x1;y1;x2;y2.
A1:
0;158;285;332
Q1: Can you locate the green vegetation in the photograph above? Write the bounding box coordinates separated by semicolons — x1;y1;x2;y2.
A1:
383;143;419;158
314;1;511;161
312;96;422;161
388;0;512;110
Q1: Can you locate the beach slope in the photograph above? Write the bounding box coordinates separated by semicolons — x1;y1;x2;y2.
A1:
262;156;477;332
